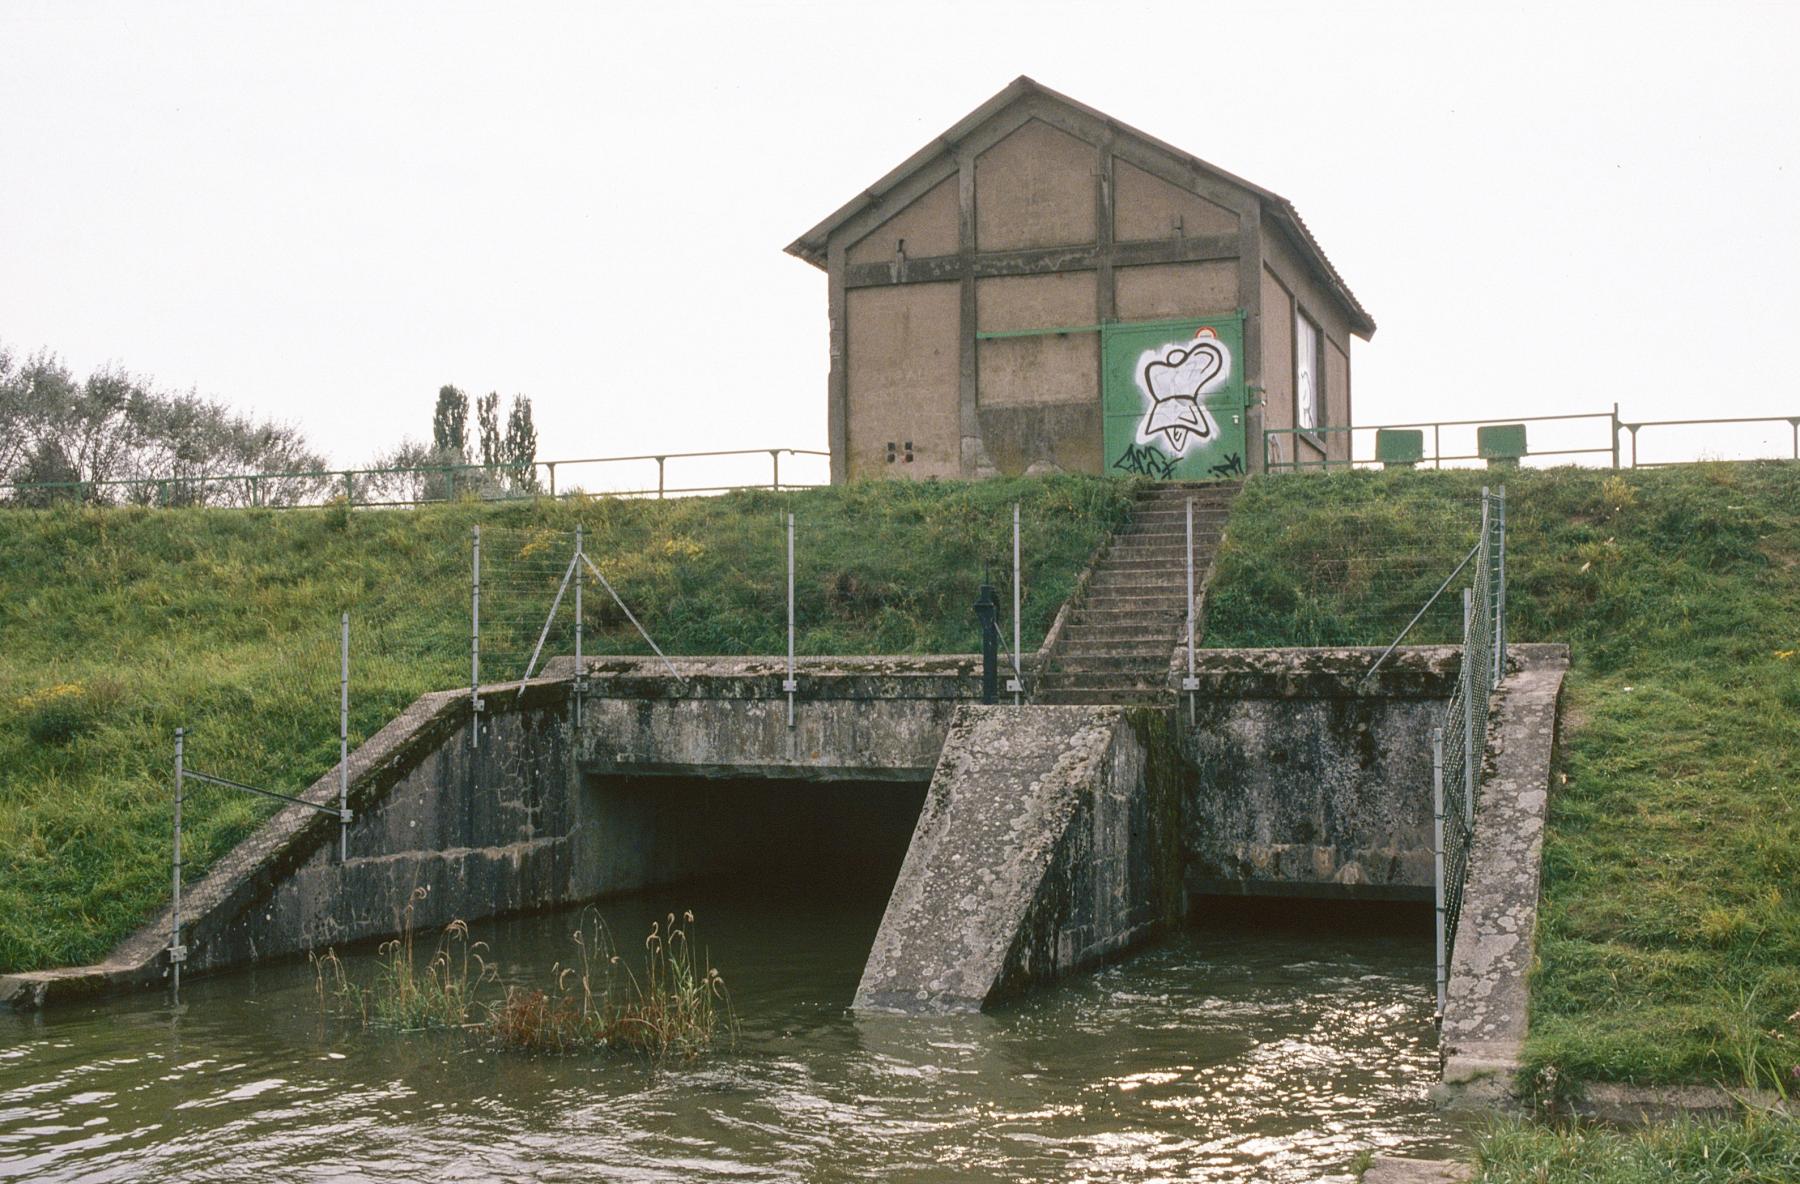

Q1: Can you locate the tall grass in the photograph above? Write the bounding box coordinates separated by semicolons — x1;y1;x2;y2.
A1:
0;475;1133;974
1473;1110;1800;1183
315;903;732;1062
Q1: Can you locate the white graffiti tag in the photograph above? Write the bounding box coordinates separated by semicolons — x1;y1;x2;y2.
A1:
1134;329;1232;456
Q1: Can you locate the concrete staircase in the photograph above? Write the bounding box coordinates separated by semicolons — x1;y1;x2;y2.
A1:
1033;481;1240;705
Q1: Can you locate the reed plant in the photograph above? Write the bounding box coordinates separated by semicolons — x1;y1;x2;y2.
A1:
311;886;493;1031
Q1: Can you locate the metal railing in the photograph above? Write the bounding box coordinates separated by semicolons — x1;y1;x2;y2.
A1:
0;447;830;509
1265;406;1800;473
1425;486;1506;1017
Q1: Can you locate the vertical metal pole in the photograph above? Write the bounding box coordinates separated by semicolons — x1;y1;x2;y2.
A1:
1434;423;1442;469
1432;726;1446;1019
171;727;185;995
1012;503;1022;706
574;526;584;728
339;612;349;863
771;449;782;492
784;514;797;728
470;525;481;748
1629;425;1639;468
1791;418;1798;461
548;462;556;498
657;457;666;499
1494;486;1507;685
1183;496;1199;720
1463;587;1476;826
1611;403;1621;469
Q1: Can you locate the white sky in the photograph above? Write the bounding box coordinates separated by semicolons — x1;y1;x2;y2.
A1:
2;1;1797;480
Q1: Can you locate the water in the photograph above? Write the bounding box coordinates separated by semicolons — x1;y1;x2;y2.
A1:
1;890;1466;1182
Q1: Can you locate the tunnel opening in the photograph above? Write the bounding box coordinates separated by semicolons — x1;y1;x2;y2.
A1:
583;773;930;906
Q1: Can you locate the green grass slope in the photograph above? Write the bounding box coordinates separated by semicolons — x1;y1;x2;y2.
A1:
0;475;1134;974
1206;465;1800;1091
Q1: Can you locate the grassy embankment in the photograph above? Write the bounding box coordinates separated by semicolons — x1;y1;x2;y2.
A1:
0;475;1134;974
1469;1112;1800;1182
1205;465;1800;1095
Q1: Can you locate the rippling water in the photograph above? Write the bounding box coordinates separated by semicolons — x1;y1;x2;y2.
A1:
1;891;1466;1182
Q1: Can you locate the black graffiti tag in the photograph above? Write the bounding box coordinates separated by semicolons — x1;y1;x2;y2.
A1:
1207;452;1245;479
1113;442;1177;479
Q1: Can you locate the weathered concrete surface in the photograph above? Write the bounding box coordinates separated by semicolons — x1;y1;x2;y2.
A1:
1181;647;1459;900
0;683;495;1009
560;654;978;782
855;705;1183;1013
1434;643;1568;1110
3;656;980;1011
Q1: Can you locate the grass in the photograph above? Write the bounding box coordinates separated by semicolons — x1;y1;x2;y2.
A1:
315;899;732;1061
1204;464;1800;1091
1471;1111;1800;1183
0;475;1135;974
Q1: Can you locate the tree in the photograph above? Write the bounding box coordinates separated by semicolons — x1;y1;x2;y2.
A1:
431;385;469;460
504;395;538;492
0;341;326;507
476;391;502;474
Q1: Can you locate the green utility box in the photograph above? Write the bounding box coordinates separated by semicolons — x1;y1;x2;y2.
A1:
1375;429;1425;468
1478;423;1528;468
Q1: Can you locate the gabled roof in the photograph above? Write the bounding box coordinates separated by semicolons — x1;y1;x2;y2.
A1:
785;75;1375;339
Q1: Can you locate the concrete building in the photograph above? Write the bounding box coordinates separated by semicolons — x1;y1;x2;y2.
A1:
787;76;1375;483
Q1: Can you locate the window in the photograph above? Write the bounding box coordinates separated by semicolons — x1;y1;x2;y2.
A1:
1295;310;1323;436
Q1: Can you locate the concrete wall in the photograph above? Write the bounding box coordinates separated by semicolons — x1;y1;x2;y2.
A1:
3;658;980;1009
1181;647;1460;901
856;704;1184;1013
1113;159;1237;242
847;175;959;266
975;119;1097;251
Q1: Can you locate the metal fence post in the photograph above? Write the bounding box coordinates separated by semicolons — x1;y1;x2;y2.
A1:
339;613;350;862
771;449;782;492
1494;486;1507;684
470;525;481;748
1010;503;1023;705
657;457;667;499
1463;587;1476;826
574;525;584;727
783;513;797;728
1432;725;1446;1019
1183;496;1200;720
171;727;186;994
1611;403;1621;469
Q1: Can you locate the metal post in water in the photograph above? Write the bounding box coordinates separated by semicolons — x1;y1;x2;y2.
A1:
171;728;186;996
1010;503;1022;706
470;525;481;748
574;525;584;729
1182;496;1200;721
339;612;349;863
1432;726;1446;1019
1463;587;1476;826
783;513;797;728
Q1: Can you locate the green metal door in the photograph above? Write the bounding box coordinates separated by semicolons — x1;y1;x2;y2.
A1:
1101;313;1246;481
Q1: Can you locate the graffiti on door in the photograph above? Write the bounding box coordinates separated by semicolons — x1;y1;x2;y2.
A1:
1133;328;1231;456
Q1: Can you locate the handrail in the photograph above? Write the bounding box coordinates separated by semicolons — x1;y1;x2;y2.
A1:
0;446;831;508
1264;407;1800;473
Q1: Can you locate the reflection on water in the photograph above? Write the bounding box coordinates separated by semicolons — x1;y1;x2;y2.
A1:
1;890;1466;1182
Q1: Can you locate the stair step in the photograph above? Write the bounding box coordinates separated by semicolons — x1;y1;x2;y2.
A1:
1035;671;1169;690
1056;640;1173;656
1033;690;1173;706
1061;625;1181;642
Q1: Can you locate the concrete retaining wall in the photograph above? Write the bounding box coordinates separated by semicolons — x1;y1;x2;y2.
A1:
1181;647;1460;900
855;704;1184;1013
2;657;977;1011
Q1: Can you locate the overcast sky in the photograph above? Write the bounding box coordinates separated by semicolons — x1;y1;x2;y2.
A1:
3;1;1796;480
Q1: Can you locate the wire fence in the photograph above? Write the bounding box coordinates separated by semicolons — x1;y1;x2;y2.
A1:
1425;486;1506;1018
